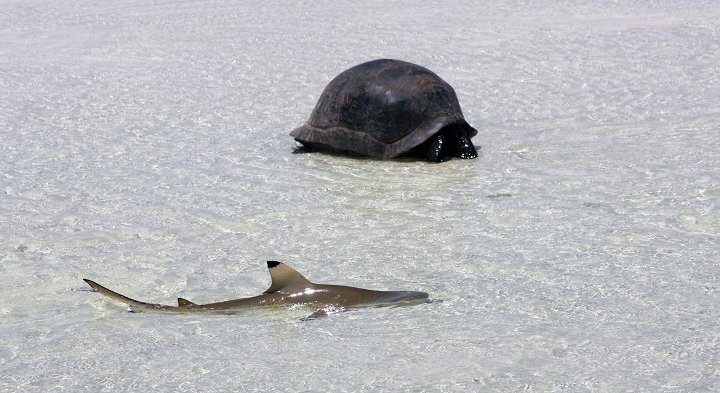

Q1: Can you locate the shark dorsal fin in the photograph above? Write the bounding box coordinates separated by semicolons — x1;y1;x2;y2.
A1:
264;261;312;294
177;298;196;308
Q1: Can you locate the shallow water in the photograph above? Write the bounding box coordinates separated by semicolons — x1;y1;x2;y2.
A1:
1;0;719;391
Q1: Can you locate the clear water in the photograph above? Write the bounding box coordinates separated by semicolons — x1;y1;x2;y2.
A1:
1;0;719;391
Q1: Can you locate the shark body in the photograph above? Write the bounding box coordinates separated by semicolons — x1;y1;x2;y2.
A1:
84;261;429;317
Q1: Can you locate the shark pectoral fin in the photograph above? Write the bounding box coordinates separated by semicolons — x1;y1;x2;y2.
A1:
302;309;329;320
264;261;313;294
177;298;196;308
301;306;347;321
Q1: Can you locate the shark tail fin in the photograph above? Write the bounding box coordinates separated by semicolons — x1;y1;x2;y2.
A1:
177;298;196;308
83;279;152;312
264;261;313;294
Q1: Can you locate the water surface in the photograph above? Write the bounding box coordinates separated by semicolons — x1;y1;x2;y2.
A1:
1;1;719;391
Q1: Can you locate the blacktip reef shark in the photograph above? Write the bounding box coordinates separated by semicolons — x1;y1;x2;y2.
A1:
84;261;429;318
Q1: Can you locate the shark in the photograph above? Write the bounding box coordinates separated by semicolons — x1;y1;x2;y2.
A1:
84;261;430;318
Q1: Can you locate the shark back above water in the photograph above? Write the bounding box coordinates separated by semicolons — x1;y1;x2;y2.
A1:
84;261;429;318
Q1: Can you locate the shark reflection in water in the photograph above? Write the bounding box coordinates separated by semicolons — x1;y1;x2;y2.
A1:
84;261;430;319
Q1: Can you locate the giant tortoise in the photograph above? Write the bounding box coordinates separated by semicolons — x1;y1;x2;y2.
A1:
290;59;479;162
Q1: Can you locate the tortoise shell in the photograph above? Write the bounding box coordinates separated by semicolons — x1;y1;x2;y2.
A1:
290;59;477;159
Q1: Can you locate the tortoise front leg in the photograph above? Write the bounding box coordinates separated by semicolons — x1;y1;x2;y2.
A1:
425;133;446;163
456;134;478;159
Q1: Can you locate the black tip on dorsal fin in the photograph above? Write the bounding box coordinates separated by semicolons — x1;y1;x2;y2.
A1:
264;261;312;294
177;298;196;308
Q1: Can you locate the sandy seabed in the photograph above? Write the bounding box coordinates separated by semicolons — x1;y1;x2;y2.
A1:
1;1;719;391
